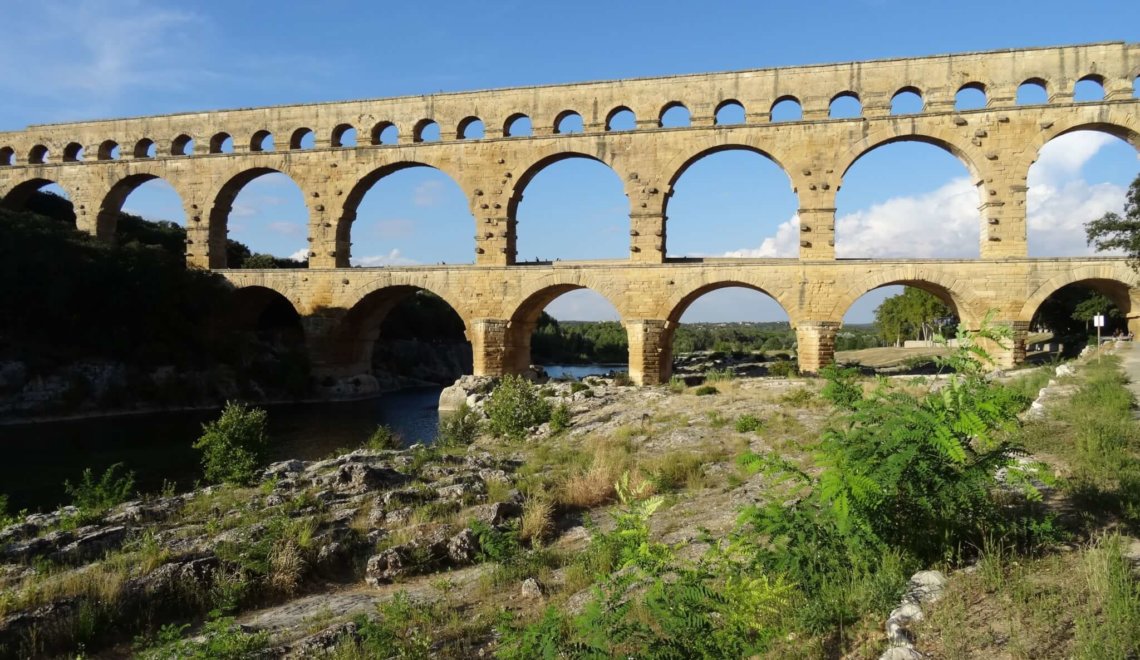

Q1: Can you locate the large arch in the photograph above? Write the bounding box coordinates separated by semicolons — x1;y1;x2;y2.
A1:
339;161;473;267
208;167;309;268
505;282;627;375
1018;267;1139;329
2;177;73;211
230;285;306;346
831;269;982;328
508;152;630;263
97;173;186;240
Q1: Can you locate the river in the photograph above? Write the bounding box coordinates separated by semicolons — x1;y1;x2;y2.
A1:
0;364;623;512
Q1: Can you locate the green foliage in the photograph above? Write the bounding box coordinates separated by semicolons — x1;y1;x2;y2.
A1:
704;368;735;383
694;385;719;396
436;403;481;447
569;381;590;394
668;375;686;393
0;494;14;528
531;313;628;364
875;286;954;345
767;360;798;377
1085;172;1140;269
352;592;437;658
194;402;270;485
1073;534;1140;658
469;520;522;563
485;375;552;440
136;616;269;659
366;424;402;450
819;364;863;410
64;463;135;517
549;402;572;434
735;414;763;433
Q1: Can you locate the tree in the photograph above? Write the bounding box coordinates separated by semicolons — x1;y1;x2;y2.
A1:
1086;173;1140;268
194;401;271;485
874;287;953;346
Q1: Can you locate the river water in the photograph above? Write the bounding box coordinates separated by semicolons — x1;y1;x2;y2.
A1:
0;364;621;512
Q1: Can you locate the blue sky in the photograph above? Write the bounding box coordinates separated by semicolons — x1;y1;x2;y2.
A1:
4;0;1138;323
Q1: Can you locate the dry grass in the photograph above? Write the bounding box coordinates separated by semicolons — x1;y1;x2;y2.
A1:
518;497;554;545
268;538;306;596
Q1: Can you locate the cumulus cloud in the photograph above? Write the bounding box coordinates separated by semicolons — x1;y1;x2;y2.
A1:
289;249;309;261
718;214;800;258
834;177;980;258
352;249;419;267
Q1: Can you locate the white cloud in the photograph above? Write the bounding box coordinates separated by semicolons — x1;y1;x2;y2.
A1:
289;249;309;261
352;249;419;267
835;177;980;258
718;214;800;258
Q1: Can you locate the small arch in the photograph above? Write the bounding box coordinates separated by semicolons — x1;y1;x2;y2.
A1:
97;140;120;160
372;122;399;145
955;82;987;111
290;127;315;150
172;134;195;156
606;106;636;131
28;145;49;164
714;100;745;125
1016;78;1049;105
414;119;440;143
504;113;532;137
331;124;358;147
210;132;234;154
829;91;862;119
133;139;156;159
457;116;485;140
63;142;85;162
1074;75;1106;102
659;102;691;128
0;147;13;166
554;110;584;134
250;130;274;152
891;87;924;115
770;96;802;122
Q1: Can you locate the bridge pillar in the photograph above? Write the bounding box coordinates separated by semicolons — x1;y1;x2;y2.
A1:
630;212;665;262
797;208;836;260
469;319;511;376
978;175;1029;259
973;320;1028;370
795;320;840;374
299;311;371;379
626;319;670;385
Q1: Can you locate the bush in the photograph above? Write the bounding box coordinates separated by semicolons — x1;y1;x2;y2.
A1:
695;385;719;396
64;463;135;517
668;375;686;394
366;424;402;450
437;403;481;447
819;364;863;410
570;381;590;394
735;414;763;433
485;375;552;440
767;360;798;377
704;368;736;383
549;402;572;434
194;401;270;485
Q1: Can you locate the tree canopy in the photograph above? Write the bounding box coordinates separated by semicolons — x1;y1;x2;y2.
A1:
1086;173;1140;268
874;287;954;345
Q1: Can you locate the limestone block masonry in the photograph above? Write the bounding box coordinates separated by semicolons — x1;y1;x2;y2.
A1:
1;42;1138;383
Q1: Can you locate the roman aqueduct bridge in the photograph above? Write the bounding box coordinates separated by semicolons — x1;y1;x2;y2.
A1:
1;42;1138;384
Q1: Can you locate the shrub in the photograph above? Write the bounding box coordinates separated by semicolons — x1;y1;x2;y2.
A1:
819;364;863;410
613;371;633;386
735;414;763;433
136;616;270;659
519;497;554;545
194;401;270;485
695;385;718;396
570;381;590;394
668;375;686;394
0;493;15;528
704;368;736;383
549;402;572;434
767;360;798;377
437;403;480;447
366;424;402;450
64;463;135;517
485;375;552;440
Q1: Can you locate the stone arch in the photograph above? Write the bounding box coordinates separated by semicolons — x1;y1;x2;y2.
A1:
371;121;398;145
457;116;484;139
659;101;691;127
1032;118;1140;154
209;132;233;154
553;110;583;134
133;138;156;159
661;143;795;219
504;113;532;137
28;145;48;164
97;140;120;160
605;106;636;131
250;130;274;152
504;279;629;374
172;134;194;156
829;268;983;327
230;284;306;346
714;99;746;125
289;127;315;150
338;160;471;267
97;172;187;241
331;124;357;147
770;95;802;121
838;128;984;182
1017;77;1050;104
63;142;84;162
1018;266;1139;326
413;119;440;143
890;86;924;114
2;177;72;209
209;167;309;268
829;91;862;118
955;81;989;111
0;146;13;166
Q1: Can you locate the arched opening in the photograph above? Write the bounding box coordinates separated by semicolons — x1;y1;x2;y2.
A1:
342;163;475;266
331;286;471;393
100;174;187;249
457;116;485;139
133;139;157;159
3;180;74;226
28;145;48;164
665;147;798;258
554;111;584;134
891;87;923;115
667;284;794;380
659;102;691;128
372;122;398;145
955;83;987;111
1027;280;1132;360
210;133;234;154
414;120;440;143
63;143;84;162
837;139;981;258
511;155;629;262
229;286;309;395
504;114;532;137
97;140;120;160
511;286;627;379
714;100;745;125
290;128;315;150
1074;75;1106;102
839;283;958;371
829;92;862;119
172;135;194;156
0;147;13;166
210;169;310;268
770;96;802;122
1017;79;1049;105
606;106;636;131
1027;128;1139;257
332;124;357;147
250;130;274;152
